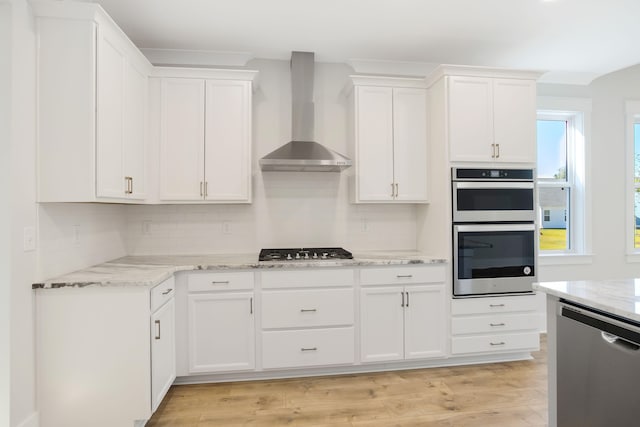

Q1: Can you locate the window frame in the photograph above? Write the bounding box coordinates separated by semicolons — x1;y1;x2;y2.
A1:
625;101;640;259
536;97;591;264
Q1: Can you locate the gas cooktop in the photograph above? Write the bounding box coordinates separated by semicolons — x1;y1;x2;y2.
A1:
259;247;353;262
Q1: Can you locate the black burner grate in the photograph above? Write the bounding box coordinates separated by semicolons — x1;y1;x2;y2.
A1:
259;247;353;261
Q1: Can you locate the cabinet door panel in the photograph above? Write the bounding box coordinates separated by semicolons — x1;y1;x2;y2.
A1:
96;26;126;198
123;60;147;199
151;298;175;412
493;79;536;163
160;78;205;200
204;80;251;201
355;86;394;201
360;287;404;363
404;285;447;360
188;292;255;373
448;76;494;162
392;88;427;201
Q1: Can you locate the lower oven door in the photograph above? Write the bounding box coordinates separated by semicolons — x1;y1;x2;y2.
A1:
453;223;536;297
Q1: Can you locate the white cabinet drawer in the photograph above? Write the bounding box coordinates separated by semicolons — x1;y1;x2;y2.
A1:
261;269;354;289
187;271;254;292
151;276;175;312
452;313;539;335
262;289;354;329
451;295;537;316
451;331;539;355
262;327;355;369
360;265;445;286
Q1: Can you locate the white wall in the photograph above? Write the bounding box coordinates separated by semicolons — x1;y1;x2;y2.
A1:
125;59;419;255
538;64;640;282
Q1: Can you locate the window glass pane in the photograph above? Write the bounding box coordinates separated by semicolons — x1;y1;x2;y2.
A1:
539;186;569;251
635;123;640;180
635;189;640;249
537;120;567;180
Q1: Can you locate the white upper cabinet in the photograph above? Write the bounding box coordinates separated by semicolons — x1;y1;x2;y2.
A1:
34;2;151;202
434;66;540;165
347;76;428;203
155;70;256;203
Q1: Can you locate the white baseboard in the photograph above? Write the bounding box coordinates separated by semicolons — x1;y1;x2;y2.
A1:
15;412;38;427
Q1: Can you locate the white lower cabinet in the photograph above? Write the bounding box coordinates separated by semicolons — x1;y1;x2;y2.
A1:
360;284;447;363
451;295;540;355
187;272;255;373
260;269;356;370
151;297;175;412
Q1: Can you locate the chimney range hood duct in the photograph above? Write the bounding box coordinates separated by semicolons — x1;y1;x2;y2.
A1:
259;51;352;172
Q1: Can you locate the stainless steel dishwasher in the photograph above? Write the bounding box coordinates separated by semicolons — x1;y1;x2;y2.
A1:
557;301;640;427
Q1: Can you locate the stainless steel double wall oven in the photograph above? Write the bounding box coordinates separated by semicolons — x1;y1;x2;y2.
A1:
452;168;536;297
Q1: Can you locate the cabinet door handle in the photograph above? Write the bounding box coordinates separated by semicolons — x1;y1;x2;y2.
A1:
250;297;253;314
204;181;208;198
211;281;230;285
401;291;405;307
489;303;505;308
124;176;133;194
161;288;173;295
200;182;204;197
490;341;505;346
395;183;399;198
491;143;496;158
405;291;409;307
496;143;500;158
391;183;395;198
490;322;505;327
154;319;161;340
130;177;133;194
300;308;317;313
397;274;413;278
301;347;317;352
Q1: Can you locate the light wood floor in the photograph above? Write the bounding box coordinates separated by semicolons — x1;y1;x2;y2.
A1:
148;336;547;426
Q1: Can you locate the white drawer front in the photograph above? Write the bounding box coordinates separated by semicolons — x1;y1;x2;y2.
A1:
188;271;254;292
451;331;540;355
262;289;354;329
451;295;537;316
452;313;539;335
151;276;175;312
360;265;446;286
262;327;355;369
261;269;354;289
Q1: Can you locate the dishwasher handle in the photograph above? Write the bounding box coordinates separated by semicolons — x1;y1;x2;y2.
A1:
601;331;640;351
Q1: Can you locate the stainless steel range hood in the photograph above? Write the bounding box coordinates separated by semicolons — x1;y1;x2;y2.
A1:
259;51;352;172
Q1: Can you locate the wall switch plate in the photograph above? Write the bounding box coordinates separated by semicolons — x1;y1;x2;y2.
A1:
222;221;232;234
23;226;36;252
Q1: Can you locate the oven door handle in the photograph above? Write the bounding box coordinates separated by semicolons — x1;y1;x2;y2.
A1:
453;182;534;189
454;223;536;233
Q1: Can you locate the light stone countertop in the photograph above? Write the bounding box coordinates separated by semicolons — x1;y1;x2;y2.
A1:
534;279;640;323
33;251;447;290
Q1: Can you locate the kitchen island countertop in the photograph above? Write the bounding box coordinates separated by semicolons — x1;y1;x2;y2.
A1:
33;251;447;290
534;279;640;323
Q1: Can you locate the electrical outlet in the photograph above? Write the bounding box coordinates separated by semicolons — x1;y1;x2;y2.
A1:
361;218;368;232
142;220;152;235
73;224;80;246
23;226;36;252
222;221;232;235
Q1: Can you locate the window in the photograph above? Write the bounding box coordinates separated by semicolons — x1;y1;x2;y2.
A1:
537;97;589;258
625;101;640;254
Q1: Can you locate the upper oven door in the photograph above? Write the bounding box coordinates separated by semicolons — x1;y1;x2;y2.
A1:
453;223;536;297
452;181;535;223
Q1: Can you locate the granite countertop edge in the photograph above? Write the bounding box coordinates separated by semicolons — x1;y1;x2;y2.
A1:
33;253;448;290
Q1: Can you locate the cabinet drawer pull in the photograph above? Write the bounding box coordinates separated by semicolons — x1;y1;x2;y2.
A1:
161;288;173;295
397;274;413;278
250;297;253;314
490;341;506;346
301;347;317;352
489;304;505;308
154;320;161;340
211;281;230;285
300;308;317;313
490;322;505;327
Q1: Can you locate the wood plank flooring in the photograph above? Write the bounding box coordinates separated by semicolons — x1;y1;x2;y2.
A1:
148;336;547;426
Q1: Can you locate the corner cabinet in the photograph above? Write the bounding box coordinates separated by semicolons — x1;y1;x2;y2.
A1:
152;68;257;203
346;76;428;203
360;265;447;363
427;66;542;165
34;2;152;202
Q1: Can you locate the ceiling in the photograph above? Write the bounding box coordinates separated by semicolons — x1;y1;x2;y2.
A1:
87;0;640;85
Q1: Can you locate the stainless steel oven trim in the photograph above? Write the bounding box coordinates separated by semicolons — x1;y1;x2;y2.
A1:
453;223;536;297
454;182;535;189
